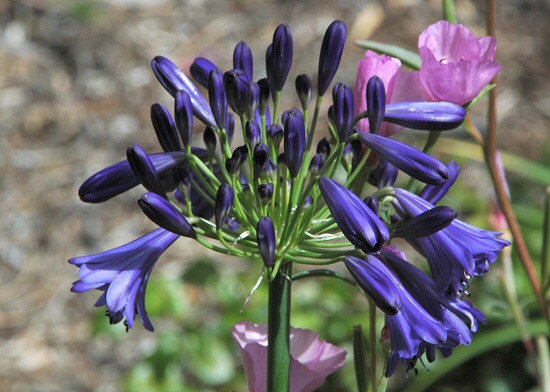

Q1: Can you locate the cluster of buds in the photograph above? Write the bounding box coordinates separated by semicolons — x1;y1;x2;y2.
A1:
70;19;508;376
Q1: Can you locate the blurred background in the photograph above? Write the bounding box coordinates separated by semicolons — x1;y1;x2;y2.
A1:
1;0;550;391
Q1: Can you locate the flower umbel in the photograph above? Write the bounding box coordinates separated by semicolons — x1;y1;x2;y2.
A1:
70;18;507;383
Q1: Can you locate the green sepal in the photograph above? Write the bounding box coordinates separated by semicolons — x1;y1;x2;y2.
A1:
464;84;496;111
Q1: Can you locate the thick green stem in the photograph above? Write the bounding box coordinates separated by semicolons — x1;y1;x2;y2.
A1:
267;262;292;392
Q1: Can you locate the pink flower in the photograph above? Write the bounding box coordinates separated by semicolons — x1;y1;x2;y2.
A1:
354;51;428;136
231;321;347;392
418;20;501;105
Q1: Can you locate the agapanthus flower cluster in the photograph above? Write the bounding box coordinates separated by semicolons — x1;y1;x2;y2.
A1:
69;19;508;376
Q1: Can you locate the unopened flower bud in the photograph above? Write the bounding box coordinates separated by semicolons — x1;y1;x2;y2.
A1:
317;20;347;96
266;24;293;92
151;103;181;152
309;153;326;176
257;216;276;268
233;40;254;81
332;82;354;141
283;108;306;178
257;183;274;205
175;90;194;148
127;144;165;197
295;74;312;110
190;57;220;89
215;183;235;230
139;192;197;238
208;69;228;130
224;69;250;117
366;76;386;134
246;120;263;148
253;143;270;180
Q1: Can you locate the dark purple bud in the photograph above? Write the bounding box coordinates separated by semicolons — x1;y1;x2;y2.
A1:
190;57;220;89
138;192;197;238
257;77;271;113
358;133;449;184
151;103;181;152
343;140;362;171
127;144;165;196
368;159;399;188
226;112;235;144
246;119;263;148
267;24;293;91
224;69;250;116
419;161;460;204
363;195;379;214
318;177;390;253
283;108;306;178
332;82;355;141
393;206;457;238
317;20;347;96
264;158;278;181
309;153;326;176
203;127;217;155
384;101;466;131
344;255;401;315
303;195;313;209
257;216;276;268
233;41;254;82
226;145;249;174
247;82;260;117
215;183;235;230
295;74;312;110
258;183;274;205
151;56;215;127
267;124;284;149
316;137;331;156
78;151;197;203
253;143;270;180
175;90;194;148
208;69;228;130
367;76;386;134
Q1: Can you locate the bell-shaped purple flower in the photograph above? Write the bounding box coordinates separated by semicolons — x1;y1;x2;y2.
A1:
175;90;194;148
233;41;254;82
257;216;276;268
151;56;215;128
267;24;293;92
395;188;510;294
317;20;347;96
295;74;312;110
127;144;166;197
318;177;390;253
358;133;449;184
332;82;354;141
215;183;235;230
190;57;220;89
224;69;250;117
283;108;306;178
366;76;386;134
69;228;179;331
208;69;228;130
138;192;197;238
384;101;466;131
419;161;460;204
150;103;181;152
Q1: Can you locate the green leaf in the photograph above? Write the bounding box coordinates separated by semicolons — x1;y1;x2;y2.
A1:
354;40;422;70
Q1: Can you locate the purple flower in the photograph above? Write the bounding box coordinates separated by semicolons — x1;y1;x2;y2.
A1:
208;69;228;130
318;177;390;253
232;321;347;392
358;133;449;184
174;90;194;148
418;21;501;105
138;192;197;238
257;216;276;268
69;228;179;331
383;101;466;131
366;75;386;134
419;161;460;204
78;151;199;203
295;74;312;110
394;188;510;294
189;57;220;89
283;108;306;178
127;144;166;197
331;82;354;141
224;68;251;117
151;56;215;127
233;41;254;82
317;20;347;96
150;103;181;152
215;183;234;230
266;24;293;92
